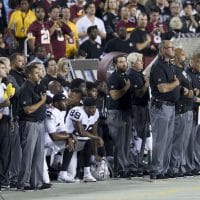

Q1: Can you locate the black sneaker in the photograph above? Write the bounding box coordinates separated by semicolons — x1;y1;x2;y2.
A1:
184;172;193;177
176;173;185;178
143;171;150;176
150;173;157;179
126;170;138;177
10;182;18;189
17;185;36;191
150;174;168;180
192;170;200;176
165;173;177;179
114;171;127;178
137;170;143;177
156;174;168;179
24;186;36;191
37;183;52;190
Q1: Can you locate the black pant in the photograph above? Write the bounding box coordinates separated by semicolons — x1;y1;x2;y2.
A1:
61;140;92;171
98;120;113;157
0;117;11;186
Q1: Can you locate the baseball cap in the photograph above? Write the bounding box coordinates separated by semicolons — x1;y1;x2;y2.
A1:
183;1;193;8
53;93;67;103
83;97;97;107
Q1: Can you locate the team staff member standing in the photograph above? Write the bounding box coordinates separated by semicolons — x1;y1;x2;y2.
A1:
149;40;181;179
168;48;194;177
107;55;132;177
1;57;22;188
186;53;200;175
18;63;48;190
0;61;11;189
126;52;150;170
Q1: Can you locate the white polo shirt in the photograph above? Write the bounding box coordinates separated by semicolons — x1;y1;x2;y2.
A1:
76;15;106;45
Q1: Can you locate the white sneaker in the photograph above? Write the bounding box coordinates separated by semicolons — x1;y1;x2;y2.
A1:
83;173;96;182
74;178;81;183
57;171;76;183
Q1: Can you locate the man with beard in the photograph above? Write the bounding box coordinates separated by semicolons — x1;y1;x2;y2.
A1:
107;55;133;177
9;53;26;87
30;45;49;65
44;93;77;183
27;6;52;56
185;53;200;175
168;48;194;177
3;53;26;188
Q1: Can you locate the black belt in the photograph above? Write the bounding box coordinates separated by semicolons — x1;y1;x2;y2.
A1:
152;99;175;106
161;101;175;106
175;104;192;114
19;119;44;123
0;115;11;122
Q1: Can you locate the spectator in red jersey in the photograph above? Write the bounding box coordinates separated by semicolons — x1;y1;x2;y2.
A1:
46;6;72;60
70;0;86;23
115;6;136;39
27;6;52;56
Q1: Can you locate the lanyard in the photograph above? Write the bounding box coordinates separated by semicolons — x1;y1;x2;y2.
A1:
21;11;28;32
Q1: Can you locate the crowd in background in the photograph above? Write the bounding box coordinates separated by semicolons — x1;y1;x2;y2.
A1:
0;0;200;59
0;0;200;192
